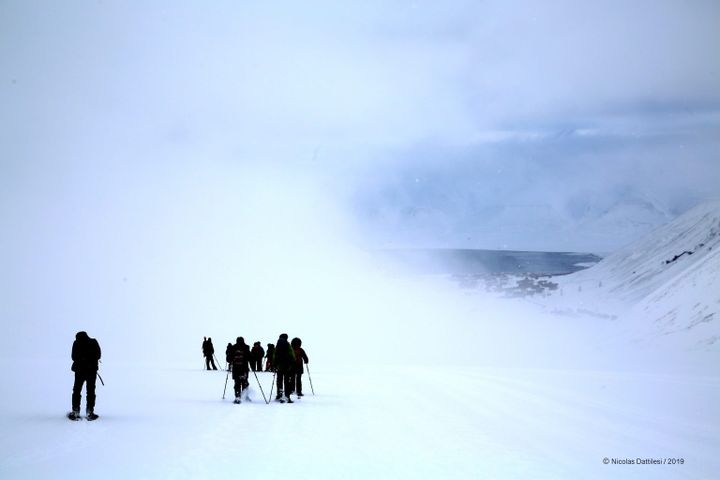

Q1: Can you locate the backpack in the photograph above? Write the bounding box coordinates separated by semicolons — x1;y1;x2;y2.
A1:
274;338;295;369
233;344;249;371
72;338;101;372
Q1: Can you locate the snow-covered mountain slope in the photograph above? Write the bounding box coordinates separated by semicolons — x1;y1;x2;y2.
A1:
554;199;720;348
629;246;720;347
568;197;675;254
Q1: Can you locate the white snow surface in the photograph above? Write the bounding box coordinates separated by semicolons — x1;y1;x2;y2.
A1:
1;202;719;479
1;357;717;480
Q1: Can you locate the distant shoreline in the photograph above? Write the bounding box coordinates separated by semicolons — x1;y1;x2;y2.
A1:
372;248;602;276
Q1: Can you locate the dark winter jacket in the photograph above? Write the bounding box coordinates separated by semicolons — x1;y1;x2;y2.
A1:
232;339;251;374
266;344;275;360
290;338;309;374
273;336;295;372
71;331;101;373
292;347;308;373
251;343;265;362
202;338;215;356
225;343;234;363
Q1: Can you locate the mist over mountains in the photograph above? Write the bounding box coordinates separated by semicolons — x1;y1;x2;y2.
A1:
353;179;695;253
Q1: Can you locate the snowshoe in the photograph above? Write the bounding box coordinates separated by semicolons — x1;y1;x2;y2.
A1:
86;411;99;421
67;410;81;421
285;396;294;404
233;397;241;404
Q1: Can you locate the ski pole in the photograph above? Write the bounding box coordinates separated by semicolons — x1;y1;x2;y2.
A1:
252;369;269;404
96;372;105;386
222;370;230;399
213;354;221;370
306;364;315;395
269;372;276;401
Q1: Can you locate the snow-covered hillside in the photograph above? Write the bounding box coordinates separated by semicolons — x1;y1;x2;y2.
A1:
552;200;720;349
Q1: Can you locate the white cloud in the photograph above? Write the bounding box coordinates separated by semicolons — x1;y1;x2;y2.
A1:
1;0;718;251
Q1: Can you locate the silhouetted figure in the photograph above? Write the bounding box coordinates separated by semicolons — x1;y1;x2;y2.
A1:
69;331;101;420
202;337;217;370
225;342;234;371
290;337;309;397
231;337;251;403
250;342;265;372
265;343;275;372
273;334;295;403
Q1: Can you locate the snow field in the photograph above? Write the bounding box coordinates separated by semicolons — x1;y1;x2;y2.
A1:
1;358;718;479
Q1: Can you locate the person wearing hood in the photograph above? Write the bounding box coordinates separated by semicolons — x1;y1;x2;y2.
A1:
69;331;101;420
273;334;296;403
290;337;309;397
250;342;265;372
231;337;251;403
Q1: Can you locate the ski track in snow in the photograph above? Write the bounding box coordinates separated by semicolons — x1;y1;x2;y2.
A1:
0;362;718;480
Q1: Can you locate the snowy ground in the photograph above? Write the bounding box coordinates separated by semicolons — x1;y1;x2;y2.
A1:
2;203;719;479
1;293;718;480
1;364;718;479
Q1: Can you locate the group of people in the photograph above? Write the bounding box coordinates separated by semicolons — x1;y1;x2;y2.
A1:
223;333;309;404
68;330;311;420
224;340;268;372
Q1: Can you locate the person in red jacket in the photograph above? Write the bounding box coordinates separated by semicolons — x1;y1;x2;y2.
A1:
290;337;309;398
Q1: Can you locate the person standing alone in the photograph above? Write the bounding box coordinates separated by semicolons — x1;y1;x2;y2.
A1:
69;331;101;420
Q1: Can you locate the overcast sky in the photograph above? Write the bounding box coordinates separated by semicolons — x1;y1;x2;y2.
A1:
1;0;719;252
